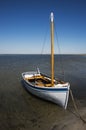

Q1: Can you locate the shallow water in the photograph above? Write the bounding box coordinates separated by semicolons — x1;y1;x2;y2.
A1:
0;54;86;130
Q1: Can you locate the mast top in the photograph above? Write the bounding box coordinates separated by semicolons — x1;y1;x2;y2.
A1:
50;12;54;22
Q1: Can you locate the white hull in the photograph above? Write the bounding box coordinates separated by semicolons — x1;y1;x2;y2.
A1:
22;71;70;109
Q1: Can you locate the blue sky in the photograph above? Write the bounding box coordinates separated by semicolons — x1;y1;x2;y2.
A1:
0;0;86;54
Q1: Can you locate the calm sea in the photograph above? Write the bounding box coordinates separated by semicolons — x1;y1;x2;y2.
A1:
0;54;86;129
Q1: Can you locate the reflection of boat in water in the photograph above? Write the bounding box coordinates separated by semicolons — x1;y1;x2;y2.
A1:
22;12;70;109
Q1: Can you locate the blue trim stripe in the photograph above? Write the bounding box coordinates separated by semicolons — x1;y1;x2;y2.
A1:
24;80;69;92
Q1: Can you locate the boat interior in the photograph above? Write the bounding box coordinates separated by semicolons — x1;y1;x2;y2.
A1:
25;74;65;87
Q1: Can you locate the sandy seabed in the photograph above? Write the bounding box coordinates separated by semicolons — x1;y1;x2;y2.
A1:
50;108;86;130
0;83;86;130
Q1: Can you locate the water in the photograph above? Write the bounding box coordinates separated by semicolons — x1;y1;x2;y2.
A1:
0;54;86;130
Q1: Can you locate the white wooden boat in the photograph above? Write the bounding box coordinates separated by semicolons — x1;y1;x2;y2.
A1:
22;12;70;109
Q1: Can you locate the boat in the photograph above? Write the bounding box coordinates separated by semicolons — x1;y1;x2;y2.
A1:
22;12;70;109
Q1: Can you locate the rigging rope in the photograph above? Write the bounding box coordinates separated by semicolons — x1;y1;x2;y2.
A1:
40;27;49;55
35;22;49;70
54;23;65;80
69;89;86;123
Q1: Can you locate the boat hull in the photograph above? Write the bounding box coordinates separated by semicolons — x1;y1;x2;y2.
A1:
22;72;70;109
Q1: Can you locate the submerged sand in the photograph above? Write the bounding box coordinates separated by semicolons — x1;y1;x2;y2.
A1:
0;82;86;130
50;108;86;130
0;73;86;130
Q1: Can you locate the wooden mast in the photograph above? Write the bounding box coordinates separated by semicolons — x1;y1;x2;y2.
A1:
50;12;54;86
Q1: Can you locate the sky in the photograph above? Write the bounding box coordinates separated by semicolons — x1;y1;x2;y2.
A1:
0;0;86;54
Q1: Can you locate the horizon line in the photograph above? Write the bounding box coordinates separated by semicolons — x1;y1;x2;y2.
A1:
0;53;86;55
